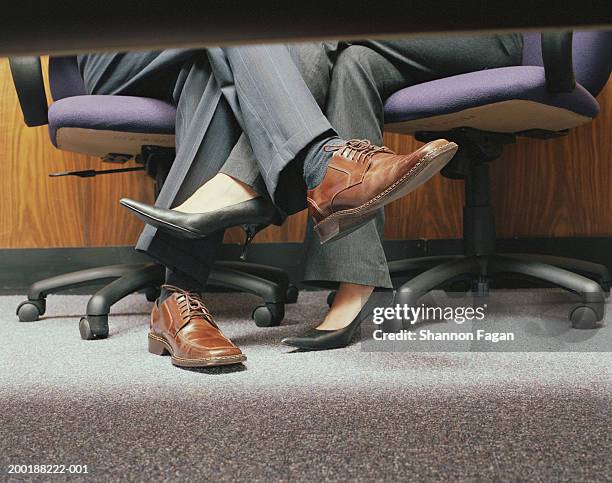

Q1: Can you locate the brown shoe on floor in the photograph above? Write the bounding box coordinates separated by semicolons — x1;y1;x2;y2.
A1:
307;139;458;244
148;285;246;368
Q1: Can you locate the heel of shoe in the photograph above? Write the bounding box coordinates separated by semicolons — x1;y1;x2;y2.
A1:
239;224;267;260
314;218;340;244
314;213;377;244
148;334;170;356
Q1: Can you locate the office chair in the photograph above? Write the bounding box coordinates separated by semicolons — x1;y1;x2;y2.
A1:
9;56;298;339
378;31;612;329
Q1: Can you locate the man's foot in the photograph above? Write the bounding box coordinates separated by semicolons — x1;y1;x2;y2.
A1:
148;285;246;368
307;139;458;244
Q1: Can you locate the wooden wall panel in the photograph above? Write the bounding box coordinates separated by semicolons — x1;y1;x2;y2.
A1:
0;56;610;249
491;86;612;238
0;58;156;248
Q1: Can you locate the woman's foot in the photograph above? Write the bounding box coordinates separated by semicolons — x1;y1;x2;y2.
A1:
173;173;259;213
281;283;391;351
316;283;374;330
120;173;282;240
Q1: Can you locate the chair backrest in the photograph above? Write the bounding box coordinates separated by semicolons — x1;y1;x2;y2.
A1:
522;31;612;97
48;56;86;101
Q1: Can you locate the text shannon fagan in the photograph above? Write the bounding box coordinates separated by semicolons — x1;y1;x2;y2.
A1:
372;329;515;343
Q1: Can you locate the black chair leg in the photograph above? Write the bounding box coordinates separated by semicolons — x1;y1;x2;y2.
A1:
392;257;483;331
79;264;165;340
214;260;298;303
16;263;159;323
208;263;290;327
388;255;463;279
325;255;463;309
502;253;611;295
490;255;606;329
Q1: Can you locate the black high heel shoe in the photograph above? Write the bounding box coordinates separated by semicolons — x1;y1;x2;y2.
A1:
281;289;394;351
120;197;283;255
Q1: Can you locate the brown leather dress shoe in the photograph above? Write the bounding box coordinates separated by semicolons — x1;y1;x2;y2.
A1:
307;139;458;243
148;285;246;368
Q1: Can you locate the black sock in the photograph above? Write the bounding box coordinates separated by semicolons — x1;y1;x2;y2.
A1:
303;133;344;189
160;268;204;303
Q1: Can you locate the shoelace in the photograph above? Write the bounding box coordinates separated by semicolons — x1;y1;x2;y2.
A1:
162;284;218;328
323;139;395;163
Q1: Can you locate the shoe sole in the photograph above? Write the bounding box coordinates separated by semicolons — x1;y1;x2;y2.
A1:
314;141;458;244
280;339;346;351
148;332;246;368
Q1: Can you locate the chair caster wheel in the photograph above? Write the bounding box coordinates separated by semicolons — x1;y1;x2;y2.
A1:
286;285;299;304
569;306;601;329
327;291;337;307
252;303;284;327
145;287;161;302
79;316;109;340
16;299;46;322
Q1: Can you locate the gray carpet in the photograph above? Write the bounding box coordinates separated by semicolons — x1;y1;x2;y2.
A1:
0;291;610;482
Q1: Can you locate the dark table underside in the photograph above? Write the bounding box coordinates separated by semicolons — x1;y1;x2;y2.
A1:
1;0;610;56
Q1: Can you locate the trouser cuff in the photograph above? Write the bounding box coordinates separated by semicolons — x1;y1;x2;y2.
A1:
136;230;222;284
302;260;393;290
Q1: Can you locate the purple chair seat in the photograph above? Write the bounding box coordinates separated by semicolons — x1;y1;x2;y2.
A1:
48;95;176;147
384;65;600;128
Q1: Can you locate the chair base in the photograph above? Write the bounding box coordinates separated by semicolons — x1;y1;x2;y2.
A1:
389;253;608;331
16;263;165;339
16;261;298;339
15;146;298;339
210;261;297;328
385;128;610;332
